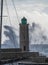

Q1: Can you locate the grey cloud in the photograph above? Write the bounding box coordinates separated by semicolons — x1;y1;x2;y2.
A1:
1;0;48;7
14;0;48;5
42;7;48;14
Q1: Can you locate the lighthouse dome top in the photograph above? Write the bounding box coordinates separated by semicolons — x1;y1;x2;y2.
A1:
21;17;27;24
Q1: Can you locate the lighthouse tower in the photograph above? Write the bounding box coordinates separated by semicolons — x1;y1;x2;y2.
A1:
20;17;29;51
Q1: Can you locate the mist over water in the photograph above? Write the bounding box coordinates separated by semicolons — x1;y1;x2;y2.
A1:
1;23;48;57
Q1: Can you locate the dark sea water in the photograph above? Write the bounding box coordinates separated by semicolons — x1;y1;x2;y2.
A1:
30;44;48;57
4;44;48;65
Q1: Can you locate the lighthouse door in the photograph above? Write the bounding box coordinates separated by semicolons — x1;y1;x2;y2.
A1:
24;46;26;51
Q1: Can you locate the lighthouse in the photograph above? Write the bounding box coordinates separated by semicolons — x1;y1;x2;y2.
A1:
20;17;29;51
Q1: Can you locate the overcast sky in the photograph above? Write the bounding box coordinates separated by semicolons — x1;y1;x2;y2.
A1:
3;0;48;29
1;0;48;44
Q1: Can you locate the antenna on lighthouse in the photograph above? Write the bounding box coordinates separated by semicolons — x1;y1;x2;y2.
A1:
0;0;3;48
